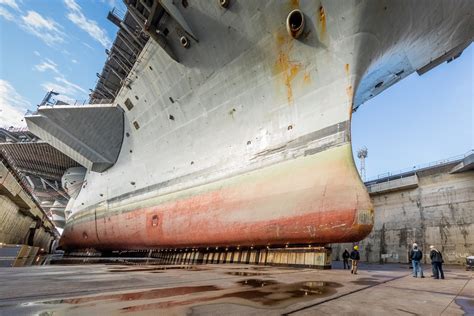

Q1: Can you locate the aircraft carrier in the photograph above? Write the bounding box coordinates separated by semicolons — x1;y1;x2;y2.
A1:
19;0;474;266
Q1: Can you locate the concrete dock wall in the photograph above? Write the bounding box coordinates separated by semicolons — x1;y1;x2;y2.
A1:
0;161;58;251
0;196;32;244
332;161;474;265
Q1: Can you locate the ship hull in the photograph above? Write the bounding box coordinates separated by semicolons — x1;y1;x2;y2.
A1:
47;0;473;251
60;144;372;250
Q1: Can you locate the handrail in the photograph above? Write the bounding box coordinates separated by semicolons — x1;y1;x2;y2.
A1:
365;149;473;182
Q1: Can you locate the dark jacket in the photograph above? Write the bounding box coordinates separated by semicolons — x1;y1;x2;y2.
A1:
430;249;443;263
350;250;360;260
410;249;423;261
342;250;350;260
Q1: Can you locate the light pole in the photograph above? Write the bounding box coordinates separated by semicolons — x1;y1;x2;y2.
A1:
357;147;368;181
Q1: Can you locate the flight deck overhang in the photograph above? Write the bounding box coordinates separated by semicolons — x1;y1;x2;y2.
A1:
25;104;124;173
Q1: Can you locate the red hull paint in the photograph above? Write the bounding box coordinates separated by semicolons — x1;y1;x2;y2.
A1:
60;145;373;250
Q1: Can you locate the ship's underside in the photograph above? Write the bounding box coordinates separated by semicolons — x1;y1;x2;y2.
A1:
24;0;473;252
60;144;372;250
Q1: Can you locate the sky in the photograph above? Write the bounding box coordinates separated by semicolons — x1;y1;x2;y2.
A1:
0;0;472;179
352;44;473;179
0;0;126;126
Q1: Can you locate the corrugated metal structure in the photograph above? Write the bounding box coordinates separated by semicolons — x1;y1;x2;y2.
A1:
0;127;80;228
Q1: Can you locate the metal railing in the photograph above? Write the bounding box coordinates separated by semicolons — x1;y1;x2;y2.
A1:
365;149;473;183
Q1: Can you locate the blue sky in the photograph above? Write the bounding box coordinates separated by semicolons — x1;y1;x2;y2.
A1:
0;0;472;178
0;0;126;125
352;45;473;179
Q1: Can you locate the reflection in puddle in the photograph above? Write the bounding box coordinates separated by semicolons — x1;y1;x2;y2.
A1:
121;279;342;312
232;267;271;271
226;280;341;306
10;279;342;314
237;279;278;287
456;297;474;315
225;271;266;277
108;266;202;273
49;257;162;266
42;285;221;305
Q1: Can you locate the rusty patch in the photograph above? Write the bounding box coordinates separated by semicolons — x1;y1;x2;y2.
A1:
318;6;326;37
345;64;350;75
346;85;353;99
290;0;299;9
274;34;302;105
303;72;312;85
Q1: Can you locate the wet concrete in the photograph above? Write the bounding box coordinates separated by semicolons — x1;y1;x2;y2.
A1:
0;262;472;315
455;297;474;315
225;271;267;276
107;266;203;273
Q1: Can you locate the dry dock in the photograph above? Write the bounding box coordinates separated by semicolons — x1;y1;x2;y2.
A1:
0;262;472;315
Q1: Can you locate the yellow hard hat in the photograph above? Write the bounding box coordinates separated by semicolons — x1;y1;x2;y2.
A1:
354;245;359;250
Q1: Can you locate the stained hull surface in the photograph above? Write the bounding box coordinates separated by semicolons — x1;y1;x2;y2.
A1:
61;145;372;249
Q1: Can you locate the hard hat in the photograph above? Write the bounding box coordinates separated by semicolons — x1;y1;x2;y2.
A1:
354;245;359;251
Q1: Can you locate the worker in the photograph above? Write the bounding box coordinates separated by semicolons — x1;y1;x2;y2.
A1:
342;248;350;270
430;245;445;279
410;243;424;278
350;245;360;274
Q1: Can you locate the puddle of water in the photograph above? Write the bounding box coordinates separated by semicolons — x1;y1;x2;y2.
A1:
49;257;163;266
237;279;278;287
7;278;342;314
456;297;474;315
107;266;201;273
227;280;341;305
225;271;266;277
232;267;270;271
120;279;342;312
31;285;221;306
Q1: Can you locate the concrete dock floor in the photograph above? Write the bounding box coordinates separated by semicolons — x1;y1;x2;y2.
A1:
0;262;472;315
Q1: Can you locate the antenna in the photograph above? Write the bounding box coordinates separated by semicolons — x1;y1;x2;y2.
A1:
357;147;368;181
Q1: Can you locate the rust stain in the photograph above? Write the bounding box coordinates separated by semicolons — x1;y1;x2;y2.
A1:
346;85;353;100
276;33;286;47
290;0;299;9
346;85;354;119
318;6;326;37
345;64;353;118
303;72;312;85
274;33;302;105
